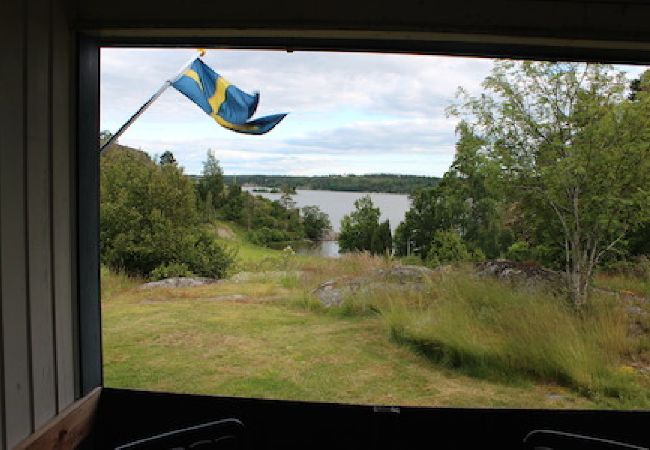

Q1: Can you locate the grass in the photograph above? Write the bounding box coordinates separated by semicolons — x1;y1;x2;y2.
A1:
102;239;650;409
310;265;649;407
102;267;596;408
594;272;650;298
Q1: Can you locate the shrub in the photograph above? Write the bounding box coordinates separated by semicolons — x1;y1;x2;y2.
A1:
150;262;193;281
426;230;469;267
184;230;236;279
100;147;234;278
506;241;531;262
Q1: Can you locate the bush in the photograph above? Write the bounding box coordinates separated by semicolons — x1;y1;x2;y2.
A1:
185;230;236;279
506;241;531;262
150;262;193;281
605;256;650;279
426;230;469;267
470;247;486;262
100;147;234;278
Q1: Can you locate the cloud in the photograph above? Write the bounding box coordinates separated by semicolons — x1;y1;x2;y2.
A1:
101;49;492;120
286;118;457;154
101;49;648;176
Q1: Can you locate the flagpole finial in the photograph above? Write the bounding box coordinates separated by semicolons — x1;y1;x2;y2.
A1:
197;48;206;57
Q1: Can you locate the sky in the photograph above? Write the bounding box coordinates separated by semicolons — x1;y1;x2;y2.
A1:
101;48;648;176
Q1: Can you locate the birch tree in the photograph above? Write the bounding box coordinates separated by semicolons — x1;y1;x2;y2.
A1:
451;62;650;306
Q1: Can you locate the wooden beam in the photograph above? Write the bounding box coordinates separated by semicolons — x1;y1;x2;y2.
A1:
14;388;101;450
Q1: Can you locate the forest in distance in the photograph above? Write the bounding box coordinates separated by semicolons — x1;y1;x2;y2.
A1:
100;60;650;409
217;174;441;194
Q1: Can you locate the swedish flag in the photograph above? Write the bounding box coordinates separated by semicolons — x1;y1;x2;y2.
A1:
171;58;287;135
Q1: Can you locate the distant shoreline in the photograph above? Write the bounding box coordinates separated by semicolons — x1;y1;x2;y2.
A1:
214;174;441;195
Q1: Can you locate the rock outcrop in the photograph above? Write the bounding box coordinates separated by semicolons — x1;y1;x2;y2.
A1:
312;265;439;308
139;277;220;289
475;260;563;287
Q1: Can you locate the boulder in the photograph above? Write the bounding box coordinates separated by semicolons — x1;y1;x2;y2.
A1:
230;270;303;283
313;264;438;308
139;277;219;289
312;280;350;307
475;259;562;286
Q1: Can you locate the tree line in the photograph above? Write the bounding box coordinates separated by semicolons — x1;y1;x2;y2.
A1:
220;174;440;194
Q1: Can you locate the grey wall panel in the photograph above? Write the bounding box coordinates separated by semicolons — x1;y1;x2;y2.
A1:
26;0;58;429
0;0;78;446
0;0;35;447
52;0;77;410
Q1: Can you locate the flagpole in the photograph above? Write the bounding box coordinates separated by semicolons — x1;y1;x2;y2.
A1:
99;49;206;153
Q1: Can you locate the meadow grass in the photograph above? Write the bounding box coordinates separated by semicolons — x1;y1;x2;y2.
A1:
594;272;650;298
101;267;597;408
338;269;650;407
102;249;650;409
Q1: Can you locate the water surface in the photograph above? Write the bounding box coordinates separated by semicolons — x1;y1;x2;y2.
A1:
245;188;410;232
245;188;410;257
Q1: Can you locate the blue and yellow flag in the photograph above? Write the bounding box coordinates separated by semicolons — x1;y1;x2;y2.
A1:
171;58;287;135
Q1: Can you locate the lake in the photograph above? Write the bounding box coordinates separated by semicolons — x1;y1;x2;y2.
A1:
244;188;411;257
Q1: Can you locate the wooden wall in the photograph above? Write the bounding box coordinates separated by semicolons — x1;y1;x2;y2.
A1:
0;0;77;447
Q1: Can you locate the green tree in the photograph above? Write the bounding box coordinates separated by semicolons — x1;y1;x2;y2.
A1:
395;122;512;262
628;69;650;101
159;150;177;166
100;147;233;278
394;188;440;258
370;220;392;255
426;229;469;267
339;196;382;253
99;129;113;146
452;61;650;306
197;150;225;212
222;184;245;221
301;205;331;240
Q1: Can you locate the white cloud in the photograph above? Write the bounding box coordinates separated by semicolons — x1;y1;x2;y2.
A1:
101;49;648;176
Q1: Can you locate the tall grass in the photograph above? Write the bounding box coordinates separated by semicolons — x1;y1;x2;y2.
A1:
594;273;650;298
101;265;141;300
339;270;649;405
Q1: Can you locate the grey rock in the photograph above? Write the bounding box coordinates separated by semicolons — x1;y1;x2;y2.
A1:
545;393;566;402
139;277;219;289
204;294;249;302
230;270;303;283
475;259;562;287
313;281;346;307
313;264;436;308
626;305;644;315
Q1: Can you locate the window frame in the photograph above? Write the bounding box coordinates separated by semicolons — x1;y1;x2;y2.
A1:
77;30;650;399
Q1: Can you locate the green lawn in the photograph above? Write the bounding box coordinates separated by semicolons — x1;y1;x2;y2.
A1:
102;275;598;408
102;233;650;409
